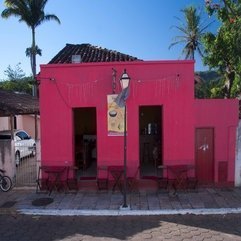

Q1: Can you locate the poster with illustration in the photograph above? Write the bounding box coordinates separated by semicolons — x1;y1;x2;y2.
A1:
107;94;126;136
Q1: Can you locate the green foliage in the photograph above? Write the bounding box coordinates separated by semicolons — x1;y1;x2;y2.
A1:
0;64;33;94
1;0;61;30
0;77;33;95
203;0;241;98
195;70;225;98
26;45;42;76
26;45;42;58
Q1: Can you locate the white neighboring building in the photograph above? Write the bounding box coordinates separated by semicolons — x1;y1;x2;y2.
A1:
0;116;9;130
0;115;40;139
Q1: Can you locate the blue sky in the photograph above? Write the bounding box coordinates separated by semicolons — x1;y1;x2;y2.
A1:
0;0;216;80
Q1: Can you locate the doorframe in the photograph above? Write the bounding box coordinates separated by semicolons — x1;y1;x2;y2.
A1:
138;105;163;178
72;107;97;179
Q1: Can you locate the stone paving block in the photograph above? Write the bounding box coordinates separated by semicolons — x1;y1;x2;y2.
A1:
233;187;241;197
178;193;193;209
228;189;241;202
129;193;140;209
212;194;229;208
139;194;149;210
95;195;111;209
187;192;205;209
198;192;218;208
218;191;241;208
158;195;173;209
170;200;182;210
147;193;160;210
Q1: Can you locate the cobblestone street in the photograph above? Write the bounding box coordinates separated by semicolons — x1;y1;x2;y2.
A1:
1;213;241;241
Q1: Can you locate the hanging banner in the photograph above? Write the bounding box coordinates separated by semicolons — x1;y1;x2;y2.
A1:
107;94;126;136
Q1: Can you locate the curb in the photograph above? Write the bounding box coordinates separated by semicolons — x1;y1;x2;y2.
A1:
18;207;241;216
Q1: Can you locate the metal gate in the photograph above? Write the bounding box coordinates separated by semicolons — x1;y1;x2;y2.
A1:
15;139;41;187
0;140;39;187
15;154;38;187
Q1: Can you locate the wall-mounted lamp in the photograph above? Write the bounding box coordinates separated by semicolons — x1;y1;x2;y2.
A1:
120;69;130;90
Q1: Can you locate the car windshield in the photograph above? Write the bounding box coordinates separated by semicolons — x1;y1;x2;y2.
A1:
17;131;29;140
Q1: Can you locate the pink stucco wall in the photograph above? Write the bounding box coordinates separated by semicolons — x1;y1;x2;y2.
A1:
194;99;239;184
39;60;239;185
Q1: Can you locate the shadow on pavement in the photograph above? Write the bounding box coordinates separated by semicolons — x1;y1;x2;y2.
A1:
0;214;241;240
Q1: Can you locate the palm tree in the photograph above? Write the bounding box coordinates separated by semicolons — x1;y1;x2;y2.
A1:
1;0;61;96
169;6;212;60
26;45;42;75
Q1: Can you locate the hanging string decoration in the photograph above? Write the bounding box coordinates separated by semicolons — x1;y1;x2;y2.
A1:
136;74;181;97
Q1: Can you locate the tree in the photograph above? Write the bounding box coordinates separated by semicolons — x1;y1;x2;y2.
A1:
0;64;33;94
0;77;33;95
203;0;241;98
4;63;25;81
1;0;61;96
169;6;212;60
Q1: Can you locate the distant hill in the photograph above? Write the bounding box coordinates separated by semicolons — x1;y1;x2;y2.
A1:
194;70;223;99
195;70;221;82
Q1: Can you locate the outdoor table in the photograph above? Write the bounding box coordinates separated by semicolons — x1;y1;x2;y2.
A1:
108;166;124;193
167;165;194;193
41;166;67;195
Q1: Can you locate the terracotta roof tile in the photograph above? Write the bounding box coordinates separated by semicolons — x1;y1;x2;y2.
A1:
49;43;141;64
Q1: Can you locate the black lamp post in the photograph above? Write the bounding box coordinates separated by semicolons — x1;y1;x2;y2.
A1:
119;69;130;208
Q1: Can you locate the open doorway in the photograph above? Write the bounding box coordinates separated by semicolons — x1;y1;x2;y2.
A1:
74;107;97;179
139;106;163;177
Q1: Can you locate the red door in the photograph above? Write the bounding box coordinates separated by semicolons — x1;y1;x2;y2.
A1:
195;128;214;184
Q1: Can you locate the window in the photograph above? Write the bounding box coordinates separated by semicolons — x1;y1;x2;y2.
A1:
17;131;29;140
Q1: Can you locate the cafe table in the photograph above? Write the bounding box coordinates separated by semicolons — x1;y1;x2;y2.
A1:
41;166;67;195
108;166;124;193
167;164;194;193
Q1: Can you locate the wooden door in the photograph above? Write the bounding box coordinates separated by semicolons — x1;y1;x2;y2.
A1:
195;128;214;184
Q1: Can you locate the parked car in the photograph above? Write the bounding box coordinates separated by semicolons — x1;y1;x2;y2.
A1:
0;130;36;166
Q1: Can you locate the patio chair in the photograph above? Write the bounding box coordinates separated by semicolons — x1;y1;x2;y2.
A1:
36;166;49;194
97;166;109;190
127;166;140;192
187;176;198;189
187;165;198;190
156;165;168;190
66;166;79;192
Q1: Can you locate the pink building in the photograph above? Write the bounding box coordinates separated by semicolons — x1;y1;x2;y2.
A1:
38;44;239;189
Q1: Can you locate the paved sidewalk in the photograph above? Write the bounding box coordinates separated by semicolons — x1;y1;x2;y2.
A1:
1;187;241;216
